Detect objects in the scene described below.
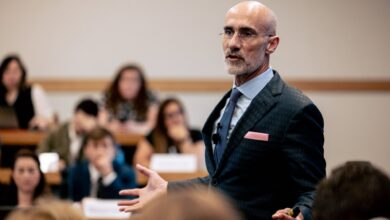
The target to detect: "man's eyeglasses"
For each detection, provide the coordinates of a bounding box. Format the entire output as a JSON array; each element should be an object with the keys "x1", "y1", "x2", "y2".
[{"x1": 220, "y1": 27, "x2": 274, "y2": 41}]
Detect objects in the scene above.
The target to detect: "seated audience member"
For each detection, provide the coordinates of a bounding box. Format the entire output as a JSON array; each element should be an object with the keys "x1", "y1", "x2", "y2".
[
  {"x1": 99, "y1": 63, "x2": 158, "y2": 135},
  {"x1": 38, "y1": 98, "x2": 99, "y2": 169},
  {"x1": 312, "y1": 161, "x2": 390, "y2": 220},
  {"x1": 0, "y1": 150, "x2": 50, "y2": 208},
  {"x1": 130, "y1": 187, "x2": 243, "y2": 220},
  {"x1": 0, "y1": 55, "x2": 54, "y2": 130},
  {"x1": 6, "y1": 200, "x2": 86, "y2": 220},
  {"x1": 134, "y1": 98, "x2": 205, "y2": 170},
  {"x1": 68, "y1": 127, "x2": 137, "y2": 201}
]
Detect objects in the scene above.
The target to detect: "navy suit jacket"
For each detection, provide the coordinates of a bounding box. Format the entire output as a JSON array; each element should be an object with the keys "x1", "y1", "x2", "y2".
[
  {"x1": 68, "y1": 160, "x2": 137, "y2": 201},
  {"x1": 169, "y1": 71, "x2": 326, "y2": 220}
]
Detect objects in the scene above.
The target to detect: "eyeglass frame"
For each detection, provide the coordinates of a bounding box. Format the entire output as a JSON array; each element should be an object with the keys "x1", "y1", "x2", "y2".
[{"x1": 220, "y1": 26, "x2": 275, "y2": 42}]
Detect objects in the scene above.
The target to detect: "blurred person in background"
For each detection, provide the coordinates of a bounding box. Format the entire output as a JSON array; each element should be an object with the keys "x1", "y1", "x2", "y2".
[
  {"x1": 68, "y1": 126, "x2": 136, "y2": 201},
  {"x1": 38, "y1": 98, "x2": 99, "y2": 169},
  {"x1": 0, "y1": 55, "x2": 54, "y2": 130},
  {"x1": 134, "y1": 98, "x2": 205, "y2": 170},
  {"x1": 5, "y1": 200, "x2": 86, "y2": 220},
  {"x1": 312, "y1": 161, "x2": 390, "y2": 220},
  {"x1": 100, "y1": 64, "x2": 158, "y2": 135},
  {"x1": 0, "y1": 149, "x2": 50, "y2": 208},
  {"x1": 131, "y1": 187, "x2": 243, "y2": 220}
]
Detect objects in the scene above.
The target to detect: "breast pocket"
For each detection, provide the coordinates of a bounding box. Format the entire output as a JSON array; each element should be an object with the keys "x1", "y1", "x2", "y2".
[{"x1": 234, "y1": 136, "x2": 279, "y2": 167}]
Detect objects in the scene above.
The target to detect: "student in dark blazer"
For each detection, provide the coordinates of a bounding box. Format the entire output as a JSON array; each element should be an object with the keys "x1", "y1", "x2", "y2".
[
  {"x1": 118, "y1": 2, "x2": 325, "y2": 220},
  {"x1": 68, "y1": 127, "x2": 136, "y2": 201}
]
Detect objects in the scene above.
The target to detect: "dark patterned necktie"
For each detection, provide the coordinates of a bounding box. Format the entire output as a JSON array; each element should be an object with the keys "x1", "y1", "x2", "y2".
[{"x1": 214, "y1": 88, "x2": 242, "y2": 165}]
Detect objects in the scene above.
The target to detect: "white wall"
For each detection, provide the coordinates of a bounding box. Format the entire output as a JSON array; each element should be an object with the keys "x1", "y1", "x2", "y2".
[
  {"x1": 1, "y1": 0, "x2": 389, "y2": 174},
  {"x1": 1, "y1": 0, "x2": 389, "y2": 79}
]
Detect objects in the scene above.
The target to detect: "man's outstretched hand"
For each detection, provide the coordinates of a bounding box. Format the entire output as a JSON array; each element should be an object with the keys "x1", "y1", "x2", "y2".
[
  {"x1": 118, "y1": 164, "x2": 168, "y2": 212},
  {"x1": 272, "y1": 208, "x2": 304, "y2": 220}
]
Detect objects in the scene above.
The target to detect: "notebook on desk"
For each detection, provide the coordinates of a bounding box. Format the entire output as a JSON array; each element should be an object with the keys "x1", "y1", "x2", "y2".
[{"x1": 0, "y1": 107, "x2": 19, "y2": 129}]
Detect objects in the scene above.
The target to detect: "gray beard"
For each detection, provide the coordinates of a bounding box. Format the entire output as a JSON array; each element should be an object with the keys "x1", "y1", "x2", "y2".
[{"x1": 225, "y1": 61, "x2": 259, "y2": 76}]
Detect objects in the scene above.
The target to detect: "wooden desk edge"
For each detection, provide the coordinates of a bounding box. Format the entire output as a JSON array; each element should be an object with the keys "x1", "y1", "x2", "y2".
[{"x1": 0, "y1": 130, "x2": 142, "y2": 146}]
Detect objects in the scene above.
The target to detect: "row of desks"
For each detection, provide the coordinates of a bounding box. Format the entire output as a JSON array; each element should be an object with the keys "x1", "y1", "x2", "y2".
[
  {"x1": 0, "y1": 167, "x2": 208, "y2": 186},
  {"x1": 0, "y1": 129, "x2": 208, "y2": 186},
  {"x1": 0, "y1": 129, "x2": 142, "y2": 146}
]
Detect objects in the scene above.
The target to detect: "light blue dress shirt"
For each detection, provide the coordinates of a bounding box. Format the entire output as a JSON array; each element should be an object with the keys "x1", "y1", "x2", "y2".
[{"x1": 212, "y1": 67, "x2": 274, "y2": 151}]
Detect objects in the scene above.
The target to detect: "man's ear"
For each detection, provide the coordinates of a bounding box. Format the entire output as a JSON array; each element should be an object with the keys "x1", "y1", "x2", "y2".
[{"x1": 266, "y1": 36, "x2": 279, "y2": 54}]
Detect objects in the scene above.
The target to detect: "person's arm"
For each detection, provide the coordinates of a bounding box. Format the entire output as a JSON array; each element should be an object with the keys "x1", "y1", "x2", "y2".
[
  {"x1": 133, "y1": 138, "x2": 154, "y2": 182},
  {"x1": 133, "y1": 138, "x2": 154, "y2": 168},
  {"x1": 98, "y1": 108, "x2": 123, "y2": 133},
  {"x1": 36, "y1": 127, "x2": 66, "y2": 170},
  {"x1": 30, "y1": 84, "x2": 55, "y2": 129},
  {"x1": 124, "y1": 104, "x2": 158, "y2": 135},
  {"x1": 168, "y1": 175, "x2": 210, "y2": 191},
  {"x1": 37, "y1": 129, "x2": 55, "y2": 154},
  {"x1": 118, "y1": 164, "x2": 210, "y2": 212},
  {"x1": 272, "y1": 104, "x2": 325, "y2": 220}
]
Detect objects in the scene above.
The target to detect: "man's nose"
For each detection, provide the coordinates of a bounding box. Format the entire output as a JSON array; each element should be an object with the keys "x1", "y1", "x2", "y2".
[{"x1": 228, "y1": 33, "x2": 242, "y2": 51}]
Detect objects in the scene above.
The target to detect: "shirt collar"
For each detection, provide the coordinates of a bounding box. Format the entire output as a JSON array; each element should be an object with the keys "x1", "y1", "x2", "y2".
[
  {"x1": 89, "y1": 163, "x2": 100, "y2": 182},
  {"x1": 234, "y1": 67, "x2": 274, "y2": 100}
]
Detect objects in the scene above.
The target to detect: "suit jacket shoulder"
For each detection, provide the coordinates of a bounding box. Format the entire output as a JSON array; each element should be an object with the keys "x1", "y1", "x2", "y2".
[{"x1": 202, "y1": 71, "x2": 325, "y2": 220}]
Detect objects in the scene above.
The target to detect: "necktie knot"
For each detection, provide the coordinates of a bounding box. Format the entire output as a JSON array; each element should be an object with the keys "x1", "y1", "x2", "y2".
[{"x1": 229, "y1": 88, "x2": 242, "y2": 104}]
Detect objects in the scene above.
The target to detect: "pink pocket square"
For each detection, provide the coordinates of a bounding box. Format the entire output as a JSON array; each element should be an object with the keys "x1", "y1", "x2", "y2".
[{"x1": 244, "y1": 131, "x2": 269, "y2": 141}]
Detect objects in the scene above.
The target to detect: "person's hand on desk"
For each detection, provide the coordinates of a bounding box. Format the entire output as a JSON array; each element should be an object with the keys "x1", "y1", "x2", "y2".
[
  {"x1": 29, "y1": 116, "x2": 52, "y2": 130},
  {"x1": 272, "y1": 207, "x2": 304, "y2": 220},
  {"x1": 118, "y1": 164, "x2": 167, "y2": 212}
]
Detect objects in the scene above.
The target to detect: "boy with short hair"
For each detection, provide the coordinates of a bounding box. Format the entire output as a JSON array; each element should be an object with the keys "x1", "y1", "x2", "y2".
[{"x1": 68, "y1": 126, "x2": 136, "y2": 201}]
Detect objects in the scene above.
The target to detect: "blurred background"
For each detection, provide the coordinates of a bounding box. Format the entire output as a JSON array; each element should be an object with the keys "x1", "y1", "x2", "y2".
[{"x1": 0, "y1": 0, "x2": 389, "y2": 174}]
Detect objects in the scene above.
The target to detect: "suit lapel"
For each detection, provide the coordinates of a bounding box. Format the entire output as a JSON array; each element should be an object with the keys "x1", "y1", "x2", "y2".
[
  {"x1": 214, "y1": 71, "x2": 284, "y2": 175},
  {"x1": 202, "y1": 91, "x2": 231, "y2": 174}
]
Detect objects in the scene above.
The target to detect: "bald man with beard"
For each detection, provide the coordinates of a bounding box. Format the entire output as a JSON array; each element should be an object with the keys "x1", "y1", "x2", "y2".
[{"x1": 118, "y1": 2, "x2": 326, "y2": 220}]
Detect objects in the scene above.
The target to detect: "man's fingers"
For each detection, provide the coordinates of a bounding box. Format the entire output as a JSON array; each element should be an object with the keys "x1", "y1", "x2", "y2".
[
  {"x1": 119, "y1": 188, "x2": 140, "y2": 196},
  {"x1": 271, "y1": 213, "x2": 294, "y2": 220},
  {"x1": 273, "y1": 208, "x2": 291, "y2": 215},
  {"x1": 121, "y1": 203, "x2": 143, "y2": 213},
  {"x1": 272, "y1": 208, "x2": 294, "y2": 220},
  {"x1": 136, "y1": 164, "x2": 154, "y2": 177},
  {"x1": 117, "y1": 198, "x2": 139, "y2": 206}
]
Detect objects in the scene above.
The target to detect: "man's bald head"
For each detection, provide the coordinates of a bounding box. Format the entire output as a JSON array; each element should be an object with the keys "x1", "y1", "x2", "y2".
[
  {"x1": 226, "y1": 1, "x2": 277, "y2": 36},
  {"x1": 222, "y1": 1, "x2": 280, "y2": 84}
]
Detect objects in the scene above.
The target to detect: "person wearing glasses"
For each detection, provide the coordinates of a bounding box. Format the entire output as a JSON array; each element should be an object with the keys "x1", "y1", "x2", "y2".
[
  {"x1": 134, "y1": 98, "x2": 205, "y2": 171},
  {"x1": 119, "y1": 2, "x2": 325, "y2": 220}
]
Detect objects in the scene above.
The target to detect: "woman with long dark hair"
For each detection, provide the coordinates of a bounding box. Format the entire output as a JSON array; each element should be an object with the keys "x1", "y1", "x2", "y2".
[
  {"x1": 0, "y1": 149, "x2": 50, "y2": 207},
  {"x1": 0, "y1": 55, "x2": 54, "y2": 129},
  {"x1": 134, "y1": 98, "x2": 205, "y2": 170},
  {"x1": 100, "y1": 64, "x2": 158, "y2": 135}
]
